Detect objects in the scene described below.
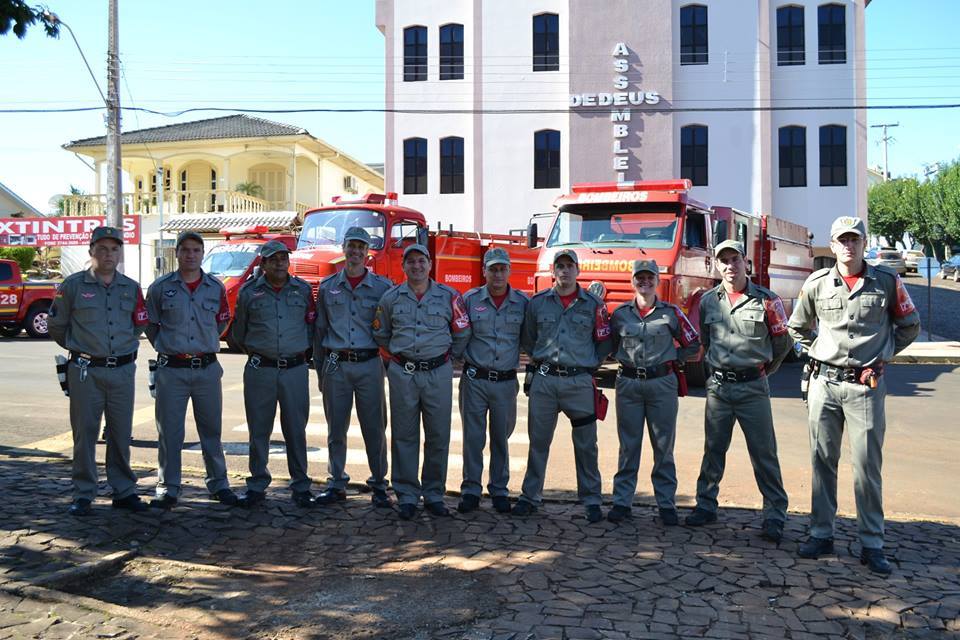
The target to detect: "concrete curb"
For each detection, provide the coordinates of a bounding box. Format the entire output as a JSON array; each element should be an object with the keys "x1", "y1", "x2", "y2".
[
  {"x1": 30, "y1": 549, "x2": 138, "y2": 590},
  {"x1": 891, "y1": 341, "x2": 960, "y2": 364}
]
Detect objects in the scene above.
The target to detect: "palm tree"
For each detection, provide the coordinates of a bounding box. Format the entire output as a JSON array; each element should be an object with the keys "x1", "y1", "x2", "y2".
[{"x1": 235, "y1": 181, "x2": 264, "y2": 198}]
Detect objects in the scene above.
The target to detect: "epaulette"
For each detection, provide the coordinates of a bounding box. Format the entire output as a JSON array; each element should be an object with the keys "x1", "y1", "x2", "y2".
[
  {"x1": 318, "y1": 272, "x2": 339, "y2": 287},
  {"x1": 872, "y1": 264, "x2": 899, "y2": 279},
  {"x1": 531, "y1": 288, "x2": 553, "y2": 300},
  {"x1": 808, "y1": 267, "x2": 832, "y2": 282}
]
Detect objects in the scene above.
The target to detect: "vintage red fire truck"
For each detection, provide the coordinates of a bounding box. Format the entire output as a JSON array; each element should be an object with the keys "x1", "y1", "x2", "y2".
[{"x1": 0, "y1": 258, "x2": 59, "y2": 338}]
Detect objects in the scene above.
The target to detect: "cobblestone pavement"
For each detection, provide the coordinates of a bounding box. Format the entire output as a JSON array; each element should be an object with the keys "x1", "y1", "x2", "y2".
[
  {"x1": 905, "y1": 278, "x2": 960, "y2": 342},
  {"x1": 0, "y1": 451, "x2": 957, "y2": 639}
]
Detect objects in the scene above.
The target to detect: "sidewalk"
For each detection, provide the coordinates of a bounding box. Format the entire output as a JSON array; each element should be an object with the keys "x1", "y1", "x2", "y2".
[
  {"x1": 0, "y1": 450, "x2": 957, "y2": 639},
  {"x1": 891, "y1": 336, "x2": 960, "y2": 364}
]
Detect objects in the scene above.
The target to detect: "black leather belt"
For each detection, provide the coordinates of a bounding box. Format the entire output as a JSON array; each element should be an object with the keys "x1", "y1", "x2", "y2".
[
  {"x1": 534, "y1": 362, "x2": 593, "y2": 377},
  {"x1": 711, "y1": 367, "x2": 764, "y2": 383},
  {"x1": 158, "y1": 353, "x2": 217, "y2": 369},
  {"x1": 463, "y1": 362, "x2": 517, "y2": 382},
  {"x1": 70, "y1": 351, "x2": 137, "y2": 368},
  {"x1": 814, "y1": 362, "x2": 878, "y2": 383},
  {"x1": 394, "y1": 353, "x2": 450, "y2": 373},
  {"x1": 248, "y1": 352, "x2": 308, "y2": 369},
  {"x1": 618, "y1": 362, "x2": 672, "y2": 380},
  {"x1": 332, "y1": 349, "x2": 379, "y2": 363}
]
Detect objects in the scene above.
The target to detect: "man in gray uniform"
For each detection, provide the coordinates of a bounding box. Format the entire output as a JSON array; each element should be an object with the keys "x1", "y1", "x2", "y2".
[
  {"x1": 49, "y1": 226, "x2": 150, "y2": 516},
  {"x1": 145, "y1": 231, "x2": 237, "y2": 509},
  {"x1": 789, "y1": 216, "x2": 920, "y2": 575},
  {"x1": 231, "y1": 240, "x2": 318, "y2": 508},
  {"x1": 609, "y1": 259, "x2": 700, "y2": 526},
  {"x1": 457, "y1": 247, "x2": 529, "y2": 514},
  {"x1": 513, "y1": 249, "x2": 612, "y2": 523},
  {"x1": 686, "y1": 240, "x2": 791, "y2": 543},
  {"x1": 373, "y1": 243, "x2": 471, "y2": 520},
  {"x1": 314, "y1": 227, "x2": 393, "y2": 508}
]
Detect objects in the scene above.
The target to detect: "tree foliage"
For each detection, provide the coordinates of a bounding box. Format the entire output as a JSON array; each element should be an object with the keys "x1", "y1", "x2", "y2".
[
  {"x1": 0, "y1": 247, "x2": 37, "y2": 272},
  {"x1": 0, "y1": 1, "x2": 60, "y2": 39}
]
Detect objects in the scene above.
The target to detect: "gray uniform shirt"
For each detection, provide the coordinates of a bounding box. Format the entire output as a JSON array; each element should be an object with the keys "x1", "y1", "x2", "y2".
[
  {"x1": 315, "y1": 269, "x2": 392, "y2": 351},
  {"x1": 48, "y1": 269, "x2": 147, "y2": 357},
  {"x1": 699, "y1": 281, "x2": 793, "y2": 375},
  {"x1": 611, "y1": 298, "x2": 701, "y2": 368},
  {"x1": 373, "y1": 280, "x2": 471, "y2": 360},
  {"x1": 145, "y1": 270, "x2": 228, "y2": 355},
  {"x1": 462, "y1": 285, "x2": 529, "y2": 370},
  {"x1": 521, "y1": 287, "x2": 612, "y2": 368},
  {"x1": 232, "y1": 274, "x2": 316, "y2": 359},
  {"x1": 787, "y1": 264, "x2": 920, "y2": 367}
]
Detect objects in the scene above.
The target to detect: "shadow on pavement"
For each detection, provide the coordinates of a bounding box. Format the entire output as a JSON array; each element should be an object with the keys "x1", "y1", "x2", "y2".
[{"x1": 0, "y1": 452, "x2": 958, "y2": 639}]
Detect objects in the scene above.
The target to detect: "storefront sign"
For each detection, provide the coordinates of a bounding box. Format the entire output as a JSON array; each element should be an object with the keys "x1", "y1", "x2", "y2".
[{"x1": 0, "y1": 215, "x2": 141, "y2": 247}]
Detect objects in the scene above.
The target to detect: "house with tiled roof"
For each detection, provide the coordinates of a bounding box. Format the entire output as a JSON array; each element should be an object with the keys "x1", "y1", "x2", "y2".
[{"x1": 0, "y1": 181, "x2": 42, "y2": 218}]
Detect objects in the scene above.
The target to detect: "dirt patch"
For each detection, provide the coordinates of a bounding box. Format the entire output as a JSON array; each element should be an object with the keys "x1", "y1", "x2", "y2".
[{"x1": 59, "y1": 557, "x2": 501, "y2": 639}]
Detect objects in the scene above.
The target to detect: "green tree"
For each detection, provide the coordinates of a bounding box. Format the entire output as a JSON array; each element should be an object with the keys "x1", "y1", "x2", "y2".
[
  {"x1": 868, "y1": 178, "x2": 914, "y2": 248},
  {"x1": 0, "y1": 1, "x2": 59, "y2": 38},
  {"x1": 0, "y1": 247, "x2": 37, "y2": 272}
]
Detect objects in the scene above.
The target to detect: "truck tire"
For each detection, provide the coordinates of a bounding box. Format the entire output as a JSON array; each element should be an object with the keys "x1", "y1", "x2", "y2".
[
  {"x1": 685, "y1": 360, "x2": 706, "y2": 387},
  {"x1": 24, "y1": 305, "x2": 50, "y2": 339},
  {"x1": 0, "y1": 325, "x2": 21, "y2": 338}
]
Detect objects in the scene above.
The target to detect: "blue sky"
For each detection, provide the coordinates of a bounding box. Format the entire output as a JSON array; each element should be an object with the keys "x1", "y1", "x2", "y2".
[{"x1": 1, "y1": 0, "x2": 958, "y2": 211}]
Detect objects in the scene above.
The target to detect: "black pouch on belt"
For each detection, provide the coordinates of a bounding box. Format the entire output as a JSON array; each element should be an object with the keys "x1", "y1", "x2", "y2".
[{"x1": 523, "y1": 363, "x2": 535, "y2": 396}]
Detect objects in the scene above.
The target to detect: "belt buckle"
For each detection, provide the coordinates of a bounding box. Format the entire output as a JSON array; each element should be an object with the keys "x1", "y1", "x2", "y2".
[
  {"x1": 347, "y1": 351, "x2": 359, "y2": 362},
  {"x1": 842, "y1": 368, "x2": 857, "y2": 383},
  {"x1": 76, "y1": 355, "x2": 91, "y2": 368},
  {"x1": 403, "y1": 361, "x2": 416, "y2": 374},
  {"x1": 712, "y1": 371, "x2": 724, "y2": 384},
  {"x1": 636, "y1": 366, "x2": 648, "y2": 379},
  {"x1": 487, "y1": 370, "x2": 500, "y2": 382},
  {"x1": 277, "y1": 358, "x2": 288, "y2": 369},
  {"x1": 537, "y1": 363, "x2": 550, "y2": 377},
  {"x1": 418, "y1": 360, "x2": 431, "y2": 371},
  {"x1": 824, "y1": 366, "x2": 839, "y2": 381},
  {"x1": 725, "y1": 371, "x2": 738, "y2": 382},
  {"x1": 249, "y1": 355, "x2": 261, "y2": 369},
  {"x1": 465, "y1": 366, "x2": 477, "y2": 380},
  {"x1": 190, "y1": 357, "x2": 203, "y2": 369},
  {"x1": 556, "y1": 365, "x2": 569, "y2": 378},
  {"x1": 157, "y1": 354, "x2": 169, "y2": 368},
  {"x1": 329, "y1": 352, "x2": 340, "y2": 364},
  {"x1": 104, "y1": 356, "x2": 118, "y2": 368}
]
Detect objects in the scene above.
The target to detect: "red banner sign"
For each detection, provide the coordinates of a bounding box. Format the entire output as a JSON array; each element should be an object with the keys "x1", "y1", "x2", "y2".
[{"x1": 0, "y1": 216, "x2": 141, "y2": 247}]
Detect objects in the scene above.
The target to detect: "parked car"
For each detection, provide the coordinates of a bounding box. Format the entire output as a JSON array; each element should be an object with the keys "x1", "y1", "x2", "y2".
[
  {"x1": 940, "y1": 255, "x2": 960, "y2": 282},
  {"x1": 903, "y1": 250, "x2": 925, "y2": 273},
  {"x1": 867, "y1": 249, "x2": 907, "y2": 275}
]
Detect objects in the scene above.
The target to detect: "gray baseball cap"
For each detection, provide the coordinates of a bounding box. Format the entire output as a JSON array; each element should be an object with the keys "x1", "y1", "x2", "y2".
[
  {"x1": 259, "y1": 240, "x2": 291, "y2": 259},
  {"x1": 714, "y1": 239, "x2": 745, "y2": 257},
  {"x1": 89, "y1": 226, "x2": 123, "y2": 246},
  {"x1": 343, "y1": 226, "x2": 372, "y2": 245},
  {"x1": 175, "y1": 231, "x2": 204, "y2": 248},
  {"x1": 632, "y1": 259, "x2": 659, "y2": 275},
  {"x1": 483, "y1": 247, "x2": 511, "y2": 267},
  {"x1": 402, "y1": 243, "x2": 430, "y2": 260},
  {"x1": 553, "y1": 249, "x2": 579, "y2": 266},
  {"x1": 830, "y1": 216, "x2": 866, "y2": 240}
]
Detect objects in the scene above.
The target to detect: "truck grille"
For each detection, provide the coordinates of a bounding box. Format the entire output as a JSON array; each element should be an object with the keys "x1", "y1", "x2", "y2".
[{"x1": 292, "y1": 262, "x2": 319, "y2": 277}]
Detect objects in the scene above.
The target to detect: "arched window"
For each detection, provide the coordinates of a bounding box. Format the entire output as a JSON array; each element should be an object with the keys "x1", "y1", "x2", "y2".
[
  {"x1": 680, "y1": 5, "x2": 708, "y2": 65},
  {"x1": 680, "y1": 125, "x2": 708, "y2": 186},
  {"x1": 534, "y1": 130, "x2": 560, "y2": 189},
  {"x1": 779, "y1": 126, "x2": 807, "y2": 188},
  {"x1": 440, "y1": 136, "x2": 464, "y2": 194},
  {"x1": 777, "y1": 6, "x2": 805, "y2": 66},
  {"x1": 439, "y1": 24, "x2": 464, "y2": 80},
  {"x1": 532, "y1": 13, "x2": 559, "y2": 72},
  {"x1": 403, "y1": 26, "x2": 428, "y2": 81},
  {"x1": 819, "y1": 125, "x2": 847, "y2": 186},
  {"x1": 403, "y1": 137, "x2": 428, "y2": 194},
  {"x1": 818, "y1": 4, "x2": 846, "y2": 64}
]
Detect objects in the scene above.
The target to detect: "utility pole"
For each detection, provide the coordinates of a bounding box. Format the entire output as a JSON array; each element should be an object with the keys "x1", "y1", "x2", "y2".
[
  {"x1": 870, "y1": 122, "x2": 899, "y2": 182},
  {"x1": 105, "y1": 0, "x2": 122, "y2": 228}
]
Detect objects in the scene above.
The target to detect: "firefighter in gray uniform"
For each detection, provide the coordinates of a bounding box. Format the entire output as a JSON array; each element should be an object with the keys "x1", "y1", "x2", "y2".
[
  {"x1": 686, "y1": 239, "x2": 791, "y2": 543},
  {"x1": 513, "y1": 249, "x2": 612, "y2": 523},
  {"x1": 49, "y1": 226, "x2": 150, "y2": 516},
  {"x1": 231, "y1": 240, "x2": 318, "y2": 508},
  {"x1": 789, "y1": 216, "x2": 920, "y2": 575},
  {"x1": 457, "y1": 247, "x2": 529, "y2": 514},
  {"x1": 373, "y1": 243, "x2": 471, "y2": 520},
  {"x1": 145, "y1": 231, "x2": 237, "y2": 509},
  {"x1": 314, "y1": 226, "x2": 393, "y2": 508},
  {"x1": 609, "y1": 259, "x2": 700, "y2": 526}
]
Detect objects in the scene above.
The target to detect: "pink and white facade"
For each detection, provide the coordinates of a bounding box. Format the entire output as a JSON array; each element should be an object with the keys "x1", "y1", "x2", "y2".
[{"x1": 376, "y1": 0, "x2": 868, "y2": 251}]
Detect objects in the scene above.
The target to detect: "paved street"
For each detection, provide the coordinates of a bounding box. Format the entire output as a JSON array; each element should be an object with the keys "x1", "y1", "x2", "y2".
[{"x1": 2, "y1": 336, "x2": 959, "y2": 524}]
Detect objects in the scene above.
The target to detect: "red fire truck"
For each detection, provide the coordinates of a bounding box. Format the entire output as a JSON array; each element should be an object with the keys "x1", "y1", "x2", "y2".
[
  {"x1": 0, "y1": 258, "x2": 58, "y2": 338},
  {"x1": 288, "y1": 193, "x2": 539, "y2": 295},
  {"x1": 527, "y1": 179, "x2": 813, "y2": 382}
]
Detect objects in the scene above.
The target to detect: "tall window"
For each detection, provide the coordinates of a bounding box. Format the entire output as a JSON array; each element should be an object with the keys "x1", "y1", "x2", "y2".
[
  {"x1": 534, "y1": 130, "x2": 560, "y2": 189},
  {"x1": 779, "y1": 126, "x2": 807, "y2": 188},
  {"x1": 532, "y1": 13, "x2": 559, "y2": 72},
  {"x1": 819, "y1": 125, "x2": 847, "y2": 186},
  {"x1": 440, "y1": 136, "x2": 464, "y2": 194},
  {"x1": 818, "y1": 4, "x2": 846, "y2": 64},
  {"x1": 680, "y1": 5, "x2": 708, "y2": 65},
  {"x1": 403, "y1": 137, "x2": 427, "y2": 194},
  {"x1": 403, "y1": 26, "x2": 427, "y2": 81},
  {"x1": 777, "y1": 6, "x2": 805, "y2": 66},
  {"x1": 680, "y1": 125, "x2": 708, "y2": 186},
  {"x1": 439, "y1": 24, "x2": 464, "y2": 80}
]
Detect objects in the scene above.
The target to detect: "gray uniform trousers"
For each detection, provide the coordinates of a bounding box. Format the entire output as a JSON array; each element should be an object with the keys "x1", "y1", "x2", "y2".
[
  {"x1": 807, "y1": 374, "x2": 886, "y2": 548},
  {"x1": 458, "y1": 374, "x2": 518, "y2": 498},
  {"x1": 155, "y1": 362, "x2": 230, "y2": 498},
  {"x1": 243, "y1": 363, "x2": 312, "y2": 493},
  {"x1": 387, "y1": 361, "x2": 453, "y2": 506},
  {"x1": 613, "y1": 373, "x2": 679, "y2": 509},
  {"x1": 321, "y1": 357, "x2": 388, "y2": 491},
  {"x1": 68, "y1": 362, "x2": 139, "y2": 501},
  {"x1": 695, "y1": 376, "x2": 789, "y2": 521},
  {"x1": 520, "y1": 374, "x2": 602, "y2": 507}
]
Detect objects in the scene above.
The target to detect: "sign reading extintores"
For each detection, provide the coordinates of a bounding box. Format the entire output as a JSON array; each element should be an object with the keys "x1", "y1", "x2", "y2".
[
  {"x1": 568, "y1": 43, "x2": 659, "y2": 182},
  {"x1": 0, "y1": 215, "x2": 141, "y2": 247}
]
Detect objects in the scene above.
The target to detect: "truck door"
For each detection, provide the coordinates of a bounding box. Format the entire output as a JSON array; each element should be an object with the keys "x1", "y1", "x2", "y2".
[
  {"x1": 0, "y1": 261, "x2": 19, "y2": 319},
  {"x1": 386, "y1": 219, "x2": 426, "y2": 282}
]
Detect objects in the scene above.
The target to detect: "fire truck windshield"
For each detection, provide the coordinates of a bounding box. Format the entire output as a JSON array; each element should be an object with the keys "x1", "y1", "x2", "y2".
[
  {"x1": 547, "y1": 204, "x2": 680, "y2": 249},
  {"x1": 298, "y1": 209, "x2": 386, "y2": 250},
  {"x1": 202, "y1": 243, "x2": 260, "y2": 277}
]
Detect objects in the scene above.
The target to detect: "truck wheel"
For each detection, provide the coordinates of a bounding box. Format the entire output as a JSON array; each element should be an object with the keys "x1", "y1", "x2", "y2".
[
  {"x1": 0, "y1": 325, "x2": 21, "y2": 338},
  {"x1": 685, "y1": 360, "x2": 706, "y2": 387},
  {"x1": 24, "y1": 305, "x2": 50, "y2": 339}
]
